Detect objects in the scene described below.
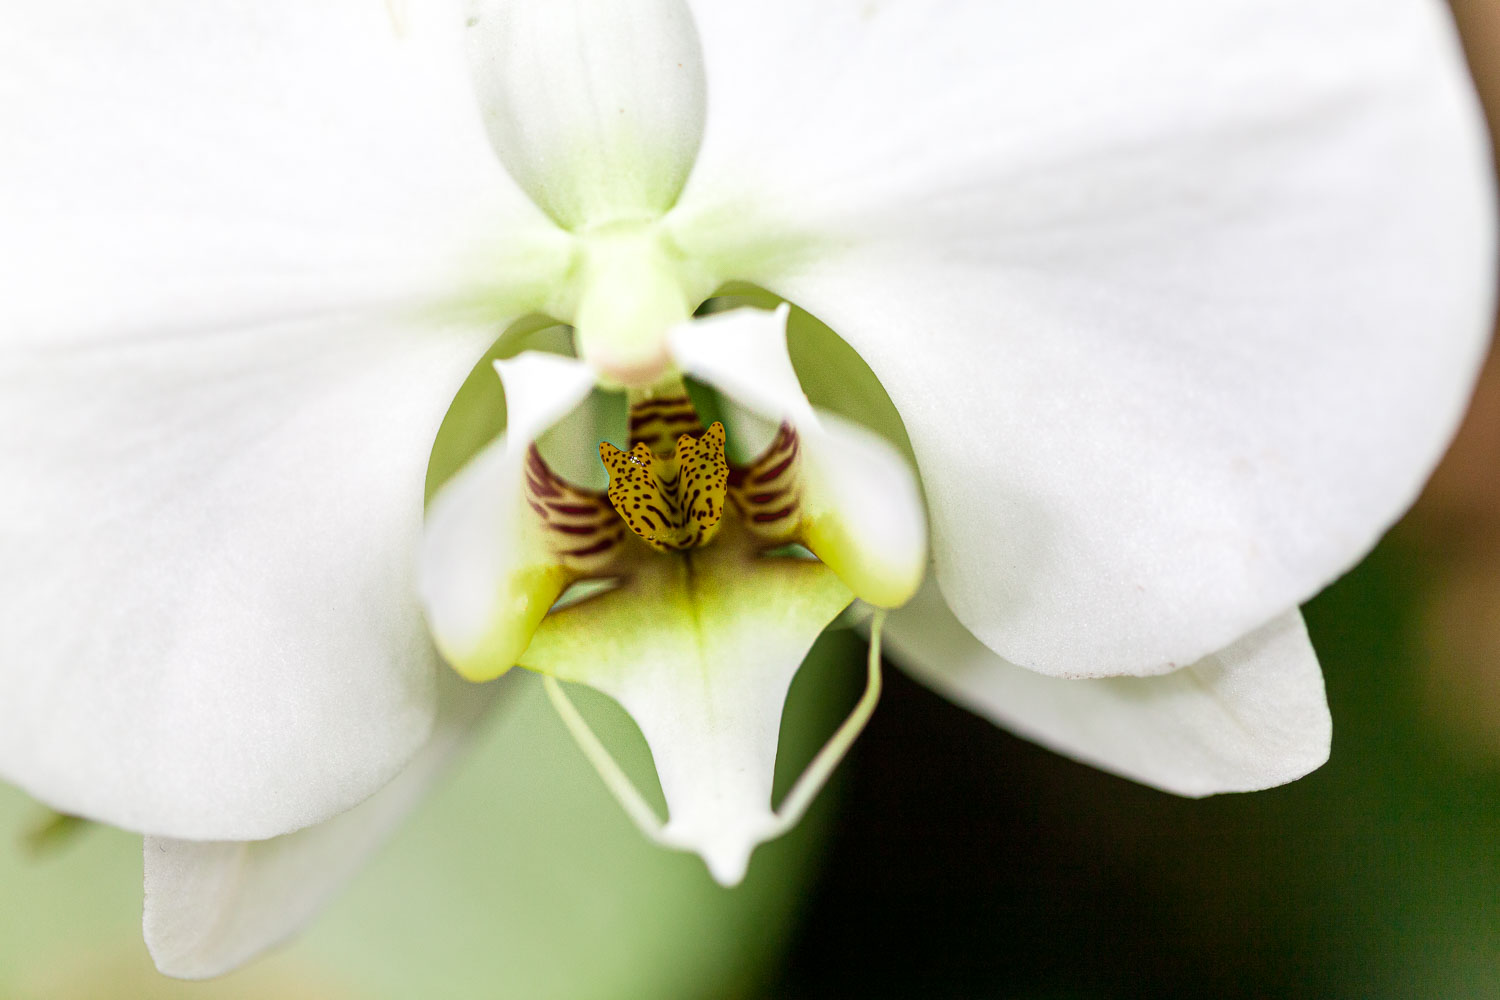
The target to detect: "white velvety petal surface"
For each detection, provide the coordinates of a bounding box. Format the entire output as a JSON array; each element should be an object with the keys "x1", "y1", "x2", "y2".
[
  {"x1": 0, "y1": 317, "x2": 496, "y2": 840},
  {"x1": 1, "y1": 2, "x2": 562, "y2": 342},
  {"x1": 885, "y1": 582, "x2": 1331, "y2": 796},
  {"x1": 143, "y1": 671, "x2": 501, "y2": 980},
  {"x1": 0, "y1": 2, "x2": 548, "y2": 838},
  {"x1": 675, "y1": 0, "x2": 1496, "y2": 676}
]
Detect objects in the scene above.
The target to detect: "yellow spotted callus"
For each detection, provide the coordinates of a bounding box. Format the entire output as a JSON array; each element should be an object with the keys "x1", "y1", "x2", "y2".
[{"x1": 600, "y1": 422, "x2": 729, "y2": 552}]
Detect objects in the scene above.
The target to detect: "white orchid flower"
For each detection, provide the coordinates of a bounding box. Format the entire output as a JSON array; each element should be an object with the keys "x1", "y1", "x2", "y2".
[{"x1": 1, "y1": 0, "x2": 1493, "y2": 981}]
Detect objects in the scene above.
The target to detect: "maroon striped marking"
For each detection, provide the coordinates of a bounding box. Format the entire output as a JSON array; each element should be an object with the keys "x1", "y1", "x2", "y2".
[
  {"x1": 752, "y1": 451, "x2": 797, "y2": 485},
  {"x1": 524, "y1": 450, "x2": 562, "y2": 496},
  {"x1": 628, "y1": 396, "x2": 693, "y2": 417},
  {"x1": 552, "y1": 522, "x2": 605, "y2": 536},
  {"x1": 628, "y1": 411, "x2": 695, "y2": 432},
  {"x1": 563, "y1": 534, "x2": 623, "y2": 558},
  {"x1": 546, "y1": 501, "x2": 602, "y2": 516},
  {"x1": 752, "y1": 504, "x2": 797, "y2": 523}
]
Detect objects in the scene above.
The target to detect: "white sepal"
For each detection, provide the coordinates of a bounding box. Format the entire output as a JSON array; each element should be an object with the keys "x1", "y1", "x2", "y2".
[
  {"x1": 143, "y1": 672, "x2": 500, "y2": 979},
  {"x1": 885, "y1": 580, "x2": 1331, "y2": 796},
  {"x1": 467, "y1": 0, "x2": 706, "y2": 230}
]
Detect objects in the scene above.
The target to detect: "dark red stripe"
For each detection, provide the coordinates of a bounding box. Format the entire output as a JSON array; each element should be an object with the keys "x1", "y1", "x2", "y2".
[
  {"x1": 748, "y1": 489, "x2": 785, "y2": 505},
  {"x1": 552, "y1": 522, "x2": 605, "y2": 536},
  {"x1": 628, "y1": 410, "x2": 695, "y2": 430},
  {"x1": 752, "y1": 504, "x2": 797, "y2": 523},
  {"x1": 526, "y1": 473, "x2": 560, "y2": 498},
  {"x1": 547, "y1": 502, "x2": 602, "y2": 516},
  {"x1": 564, "y1": 535, "x2": 621, "y2": 557},
  {"x1": 629, "y1": 396, "x2": 692, "y2": 416},
  {"x1": 753, "y1": 453, "x2": 796, "y2": 484}
]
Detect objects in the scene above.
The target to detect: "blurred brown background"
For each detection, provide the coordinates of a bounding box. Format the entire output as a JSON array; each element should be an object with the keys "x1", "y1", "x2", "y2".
[{"x1": 1417, "y1": 0, "x2": 1500, "y2": 759}]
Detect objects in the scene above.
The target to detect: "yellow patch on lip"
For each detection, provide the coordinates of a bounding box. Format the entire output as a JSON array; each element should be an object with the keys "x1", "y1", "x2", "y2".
[{"x1": 601, "y1": 422, "x2": 729, "y2": 551}]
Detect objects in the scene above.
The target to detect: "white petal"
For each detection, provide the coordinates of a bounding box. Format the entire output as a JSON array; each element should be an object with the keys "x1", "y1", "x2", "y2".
[
  {"x1": 0, "y1": 2, "x2": 570, "y2": 838},
  {"x1": 467, "y1": 0, "x2": 706, "y2": 230},
  {"x1": 671, "y1": 307, "x2": 928, "y2": 608},
  {"x1": 520, "y1": 530, "x2": 852, "y2": 884},
  {"x1": 672, "y1": 0, "x2": 1495, "y2": 675},
  {"x1": 2, "y1": 1, "x2": 568, "y2": 344},
  {"x1": 142, "y1": 671, "x2": 499, "y2": 980},
  {"x1": 0, "y1": 317, "x2": 497, "y2": 840},
  {"x1": 419, "y1": 352, "x2": 598, "y2": 680},
  {"x1": 886, "y1": 581, "x2": 1331, "y2": 796}
]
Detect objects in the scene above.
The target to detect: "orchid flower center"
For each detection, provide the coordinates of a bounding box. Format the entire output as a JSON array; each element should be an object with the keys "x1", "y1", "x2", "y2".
[
  {"x1": 528, "y1": 376, "x2": 809, "y2": 572},
  {"x1": 420, "y1": 306, "x2": 928, "y2": 885},
  {"x1": 600, "y1": 404, "x2": 728, "y2": 552}
]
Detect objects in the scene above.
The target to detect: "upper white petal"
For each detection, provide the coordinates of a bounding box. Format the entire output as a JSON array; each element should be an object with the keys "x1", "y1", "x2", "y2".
[
  {"x1": 0, "y1": 2, "x2": 560, "y2": 838},
  {"x1": 2, "y1": 1, "x2": 567, "y2": 343},
  {"x1": 886, "y1": 581, "x2": 1331, "y2": 796},
  {"x1": 673, "y1": 0, "x2": 1496, "y2": 676},
  {"x1": 467, "y1": 0, "x2": 706, "y2": 230},
  {"x1": 143, "y1": 671, "x2": 500, "y2": 980}
]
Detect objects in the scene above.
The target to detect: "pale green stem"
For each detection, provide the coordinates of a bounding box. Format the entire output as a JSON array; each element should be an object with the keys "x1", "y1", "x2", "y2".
[
  {"x1": 24, "y1": 810, "x2": 89, "y2": 856},
  {"x1": 543, "y1": 674, "x2": 672, "y2": 845}
]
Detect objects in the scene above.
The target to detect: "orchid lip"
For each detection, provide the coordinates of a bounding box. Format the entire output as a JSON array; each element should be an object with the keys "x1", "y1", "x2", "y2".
[{"x1": 541, "y1": 610, "x2": 887, "y2": 887}]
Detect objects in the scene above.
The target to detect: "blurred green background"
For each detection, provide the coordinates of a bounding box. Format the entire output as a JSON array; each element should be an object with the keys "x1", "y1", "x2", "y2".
[{"x1": 3, "y1": 4, "x2": 1498, "y2": 998}]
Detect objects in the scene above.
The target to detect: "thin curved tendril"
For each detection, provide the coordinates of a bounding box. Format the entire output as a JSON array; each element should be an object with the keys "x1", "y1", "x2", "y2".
[
  {"x1": 541, "y1": 610, "x2": 888, "y2": 853},
  {"x1": 766, "y1": 611, "x2": 884, "y2": 836},
  {"x1": 543, "y1": 674, "x2": 671, "y2": 845}
]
